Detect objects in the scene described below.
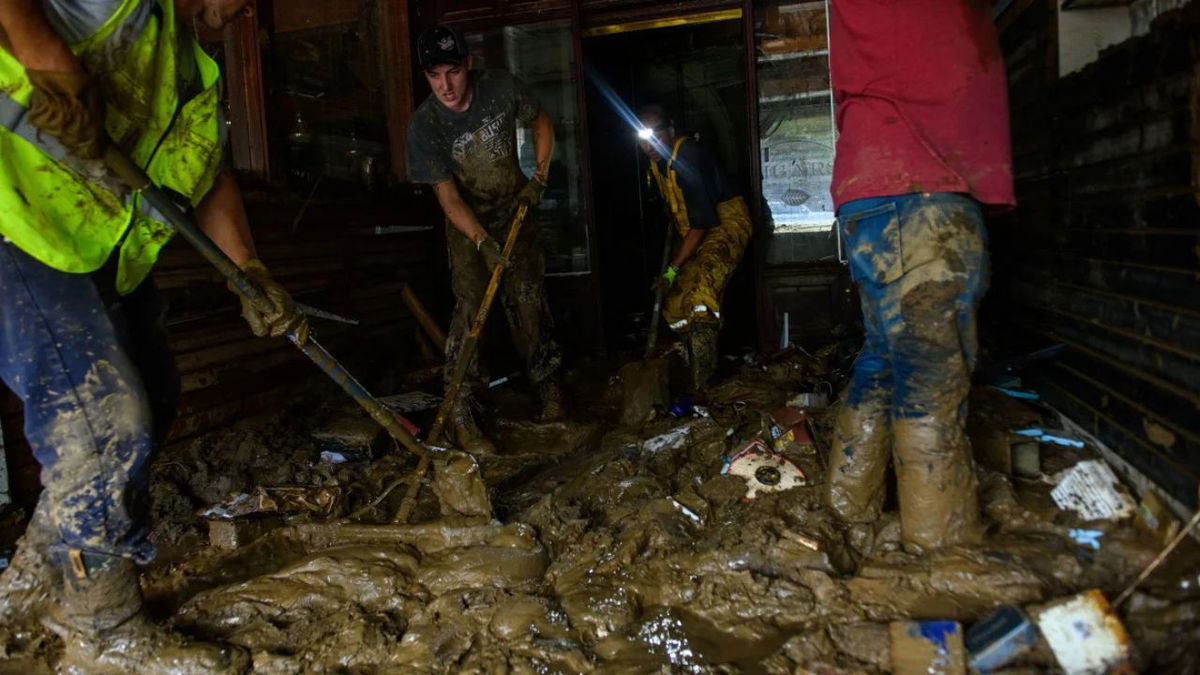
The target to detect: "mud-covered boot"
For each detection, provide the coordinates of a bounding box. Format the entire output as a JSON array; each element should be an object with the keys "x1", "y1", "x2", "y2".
[
  {"x1": 535, "y1": 376, "x2": 566, "y2": 422},
  {"x1": 687, "y1": 322, "x2": 720, "y2": 392},
  {"x1": 448, "y1": 401, "x2": 497, "y2": 456},
  {"x1": 0, "y1": 500, "x2": 62, "y2": 643},
  {"x1": 58, "y1": 551, "x2": 248, "y2": 674}
]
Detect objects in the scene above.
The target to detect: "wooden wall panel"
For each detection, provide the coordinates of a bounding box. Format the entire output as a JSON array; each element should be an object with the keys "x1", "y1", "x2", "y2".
[{"x1": 993, "y1": 2, "x2": 1200, "y2": 508}]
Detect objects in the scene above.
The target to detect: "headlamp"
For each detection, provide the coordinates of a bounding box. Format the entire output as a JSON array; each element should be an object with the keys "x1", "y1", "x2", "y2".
[{"x1": 636, "y1": 127, "x2": 654, "y2": 140}]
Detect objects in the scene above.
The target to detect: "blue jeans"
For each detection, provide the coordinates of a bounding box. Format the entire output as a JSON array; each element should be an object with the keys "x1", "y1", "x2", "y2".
[
  {"x1": 826, "y1": 192, "x2": 987, "y2": 550},
  {"x1": 0, "y1": 241, "x2": 178, "y2": 563}
]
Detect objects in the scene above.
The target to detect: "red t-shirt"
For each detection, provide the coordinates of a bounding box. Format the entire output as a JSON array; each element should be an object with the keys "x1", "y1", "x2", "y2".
[{"x1": 829, "y1": 0, "x2": 1016, "y2": 211}]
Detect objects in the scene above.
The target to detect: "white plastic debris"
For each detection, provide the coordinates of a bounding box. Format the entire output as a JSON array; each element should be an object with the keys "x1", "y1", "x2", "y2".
[
  {"x1": 1034, "y1": 590, "x2": 1130, "y2": 675},
  {"x1": 721, "y1": 439, "x2": 807, "y2": 499},
  {"x1": 1050, "y1": 460, "x2": 1136, "y2": 521}
]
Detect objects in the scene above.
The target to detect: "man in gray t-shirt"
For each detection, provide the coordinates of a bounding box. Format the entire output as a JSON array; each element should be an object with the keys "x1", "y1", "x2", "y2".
[{"x1": 406, "y1": 25, "x2": 563, "y2": 455}]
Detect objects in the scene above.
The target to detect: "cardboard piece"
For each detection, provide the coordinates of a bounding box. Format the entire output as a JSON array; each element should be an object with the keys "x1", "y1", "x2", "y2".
[{"x1": 889, "y1": 620, "x2": 966, "y2": 675}]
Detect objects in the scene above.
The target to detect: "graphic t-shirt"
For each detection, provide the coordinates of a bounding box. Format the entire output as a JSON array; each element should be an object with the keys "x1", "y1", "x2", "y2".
[{"x1": 407, "y1": 70, "x2": 541, "y2": 217}]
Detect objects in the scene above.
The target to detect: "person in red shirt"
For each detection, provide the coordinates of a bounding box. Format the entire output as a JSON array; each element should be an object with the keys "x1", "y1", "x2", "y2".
[{"x1": 823, "y1": 0, "x2": 1015, "y2": 552}]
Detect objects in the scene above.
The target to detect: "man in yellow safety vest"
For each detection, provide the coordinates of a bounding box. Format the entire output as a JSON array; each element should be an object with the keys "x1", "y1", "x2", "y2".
[{"x1": 0, "y1": 0, "x2": 305, "y2": 670}]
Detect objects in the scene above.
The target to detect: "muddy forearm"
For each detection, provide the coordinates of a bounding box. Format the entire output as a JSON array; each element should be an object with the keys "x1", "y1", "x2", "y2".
[
  {"x1": 671, "y1": 229, "x2": 705, "y2": 269},
  {"x1": 195, "y1": 169, "x2": 257, "y2": 267},
  {"x1": 434, "y1": 180, "x2": 488, "y2": 245},
  {"x1": 0, "y1": 0, "x2": 83, "y2": 72},
  {"x1": 531, "y1": 110, "x2": 554, "y2": 182}
]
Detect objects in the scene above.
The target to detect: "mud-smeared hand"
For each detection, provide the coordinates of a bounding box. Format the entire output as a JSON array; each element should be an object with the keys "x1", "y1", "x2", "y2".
[
  {"x1": 516, "y1": 176, "x2": 545, "y2": 208},
  {"x1": 26, "y1": 70, "x2": 107, "y2": 160},
  {"x1": 477, "y1": 236, "x2": 510, "y2": 271},
  {"x1": 231, "y1": 259, "x2": 310, "y2": 344}
]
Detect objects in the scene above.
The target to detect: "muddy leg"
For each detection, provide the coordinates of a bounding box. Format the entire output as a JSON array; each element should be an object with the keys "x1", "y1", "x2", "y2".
[
  {"x1": 889, "y1": 195, "x2": 988, "y2": 551},
  {"x1": 56, "y1": 551, "x2": 248, "y2": 674},
  {"x1": 444, "y1": 222, "x2": 496, "y2": 454},
  {"x1": 826, "y1": 307, "x2": 894, "y2": 523},
  {"x1": 496, "y1": 213, "x2": 563, "y2": 420},
  {"x1": 0, "y1": 241, "x2": 158, "y2": 565},
  {"x1": 826, "y1": 201, "x2": 898, "y2": 524}
]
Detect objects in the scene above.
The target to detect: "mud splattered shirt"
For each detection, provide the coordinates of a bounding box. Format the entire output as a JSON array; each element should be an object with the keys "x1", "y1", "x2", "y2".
[
  {"x1": 829, "y1": 0, "x2": 1015, "y2": 211},
  {"x1": 407, "y1": 70, "x2": 540, "y2": 217}
]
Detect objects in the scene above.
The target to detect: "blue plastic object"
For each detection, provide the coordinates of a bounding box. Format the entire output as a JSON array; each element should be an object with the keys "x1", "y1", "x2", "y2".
[
  {"x1": 669, "y1": 393, "x2": 695, "y2": 418},
  {"x1": 966, "y1": 605, "x2": 1039, "y2": 672}
]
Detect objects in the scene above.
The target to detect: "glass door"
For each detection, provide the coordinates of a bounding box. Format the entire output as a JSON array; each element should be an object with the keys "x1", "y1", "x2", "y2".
[{"x1": 754, "y1": 0, "x2": 839, "y2": 265}]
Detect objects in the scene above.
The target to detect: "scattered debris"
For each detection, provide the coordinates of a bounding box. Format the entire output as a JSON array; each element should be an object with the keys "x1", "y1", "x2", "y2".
[
  {"x1": 1015, "y1": 427, "x2": 1085, "y2": 448},
  {"x1": 200, "y1": 486, "x2": 342, "y2": 520},
  {"x1": 965, "y1": 605, "x2": 1039, "y2": 673},
  {"x1": 889, "y1": 620, "x2": 966, "y2": 675},
  {"x1": 1034, "y1": 590, "x2": 1131, "y2": 674},
  {"x1": 989, "y1": 385, "x2": 1040, "y2": 401},
  {"x1": 721, "y1": 438, "x2": 807, "y2": 499},
  {"x1": 1050, "y1": 460, "x2": 1137, "y2": 521},
  {"x1": 1068, "y1": 528, "x2": 1105, "y2": 550}
]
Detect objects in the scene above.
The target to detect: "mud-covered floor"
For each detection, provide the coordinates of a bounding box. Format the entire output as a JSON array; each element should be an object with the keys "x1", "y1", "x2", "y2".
[{"x1": 3, "y1": 348, "x2": 1199, "y2": 673}]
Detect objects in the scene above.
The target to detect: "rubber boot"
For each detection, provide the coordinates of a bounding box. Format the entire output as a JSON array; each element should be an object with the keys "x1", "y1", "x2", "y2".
[
  {"x1": 535, "y1": 375, "x2": 565, "y2": 422},
  {"x1": 0, "y1": 499, "x2": 62, "y2": 642},
  {"x1": 825, "y1": 390, "x2": 892, "y2": 524},
  {"x1": 893, "y1": 414, "x2": 982, "y2": 552},
  {"x1": 58, "y1": 552, "x2": 248, "y2": 674},
  {"x1": 687, "y1": 322, "x2": 720, "y2": 393},
  {"x1": 448, "y1": 400, "x2": 497, "y2": 456}
]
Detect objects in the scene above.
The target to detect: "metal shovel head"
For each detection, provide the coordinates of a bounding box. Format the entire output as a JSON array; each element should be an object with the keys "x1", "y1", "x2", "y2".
[{"x1": 619, "y1": 358, "x2": 671, "y2": 427}]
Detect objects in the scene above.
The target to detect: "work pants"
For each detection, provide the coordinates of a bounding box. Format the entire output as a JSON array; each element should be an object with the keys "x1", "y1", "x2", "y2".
[
  {"x1": 662, "y1": 196, "x2": 752, "y2": 331},
  {"x1": 825, "y1": 192, "x2": 987, "y2": 551},
  {"x1": 0, "y1": 241, "x2": 177, "y2": 564},
  {"x1": 444, "y1": 206, "x2": 562, "y2": 402}
]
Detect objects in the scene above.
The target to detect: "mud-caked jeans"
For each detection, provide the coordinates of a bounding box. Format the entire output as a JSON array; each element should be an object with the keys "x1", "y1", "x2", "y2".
[
  {"x1": 445, "y1": 207, "x2": 562, "y2": 402},
  {"x1": 0, "y1": 241, "x2": 178, "y2": 564},
  {"x1": 825, "y1": 192, "x2": 987, "y2": 551}
]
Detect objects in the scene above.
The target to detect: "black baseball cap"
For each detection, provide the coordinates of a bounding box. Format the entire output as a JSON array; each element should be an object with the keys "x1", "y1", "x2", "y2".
[{"x1": 417, "y1": 26, "x2": 469, "y2": 69}]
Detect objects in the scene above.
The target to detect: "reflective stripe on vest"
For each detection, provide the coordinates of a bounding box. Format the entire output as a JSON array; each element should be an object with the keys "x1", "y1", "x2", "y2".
[
  {"x1": 0, "y1": 0, "x2": 222, "y2": 294},
  {"x1": 648, "y1": 136, "x2": 693, "y2": 238}
]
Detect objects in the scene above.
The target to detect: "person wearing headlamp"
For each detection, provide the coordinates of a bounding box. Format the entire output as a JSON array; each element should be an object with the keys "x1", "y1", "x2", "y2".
[{"x1": 636, "y1": 105, "x2": 752, "y2": 391}]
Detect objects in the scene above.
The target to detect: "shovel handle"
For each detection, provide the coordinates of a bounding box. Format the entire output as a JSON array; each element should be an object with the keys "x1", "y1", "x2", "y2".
[{"x1": 106, "y1": 149, "x2": 430, "y2": 461}]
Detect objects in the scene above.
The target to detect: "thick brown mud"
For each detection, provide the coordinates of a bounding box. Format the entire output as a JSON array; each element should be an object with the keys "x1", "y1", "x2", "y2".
[{"x1": 2, "y1": 353, "x2": 1198, "y2": 673}]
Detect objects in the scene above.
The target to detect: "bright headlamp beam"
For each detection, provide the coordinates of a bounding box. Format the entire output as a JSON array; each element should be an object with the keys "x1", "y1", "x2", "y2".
[{"x1": 637, "y1": 128, "x2": 654, "y2": 140}]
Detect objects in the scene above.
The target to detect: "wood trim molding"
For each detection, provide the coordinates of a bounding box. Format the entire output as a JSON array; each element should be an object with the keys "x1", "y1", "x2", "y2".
[
  {"x1": 380, "y1": 0, "x2": 415, "y2": 181},
  {"x1": 223, "y1": 2, "x2": 271, "y2": 179}
]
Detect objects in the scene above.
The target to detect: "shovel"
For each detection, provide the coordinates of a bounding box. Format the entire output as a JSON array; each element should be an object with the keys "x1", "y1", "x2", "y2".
[
  {"x1": 618, "y1": 219, "x2": 674, "y2": 427},
  {"x1": 393, "y1": 202, "x2": 531, "y2": 523},
  {"x1": 101, "y1": 151, "x2": 430, "y2": 462}
]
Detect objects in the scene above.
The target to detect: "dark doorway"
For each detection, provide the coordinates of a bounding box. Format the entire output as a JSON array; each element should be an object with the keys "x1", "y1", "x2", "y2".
[{"x1": 582, "y1": 18, "x2": 755, "y2": 353}]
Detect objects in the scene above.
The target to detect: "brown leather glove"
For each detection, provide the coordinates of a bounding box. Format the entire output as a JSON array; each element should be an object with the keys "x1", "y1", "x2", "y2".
[
  {"x1": 26, "y1": 70, "x2": 107, "y2": 160},
  {"x1": 476, "y1": 235, "x2": 511, "y2": 271},
  {"x1": 230, "y1": 259, "x2": 310, "y2": 344},
  {"x1": 515, "y1": 175, "x2": 546, "y2": 208}
]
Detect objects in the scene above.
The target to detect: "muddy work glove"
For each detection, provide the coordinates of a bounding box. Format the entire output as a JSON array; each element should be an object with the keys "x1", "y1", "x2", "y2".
[
  {"x1": 515, "y1": 175, "x2": 546, "y2": 208},
  {"x1": 650, "y1": 264, "x2": 679, "y2": 296},
  {"x1": 476, "y1": 235, "x2": 511, "y2": 271},
  {"x1": 230, "y1": 259, "x2": 310, "y2": 344},
  {"x1": 27, "y1": 70, "x2": 108, "y2": 160}
]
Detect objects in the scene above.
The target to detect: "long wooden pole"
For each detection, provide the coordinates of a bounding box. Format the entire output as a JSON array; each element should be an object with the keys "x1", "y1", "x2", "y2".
[{"x1": 393, "y1": 204, "x2": 530, "y2": 523}]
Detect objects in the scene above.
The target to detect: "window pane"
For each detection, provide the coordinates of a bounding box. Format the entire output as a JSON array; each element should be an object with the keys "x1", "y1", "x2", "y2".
[
  {"x1": 271, "y1": 7, "x2": 392, "y2": 193},
  {"x1": 756, "y1": 0, "x2": 839, "y2": 264},
  {"x1": 465, "y1": 21, "x2": 590, "y2": 274}
]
